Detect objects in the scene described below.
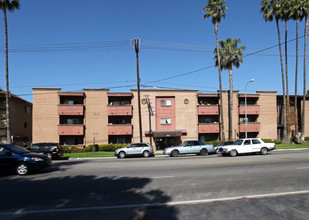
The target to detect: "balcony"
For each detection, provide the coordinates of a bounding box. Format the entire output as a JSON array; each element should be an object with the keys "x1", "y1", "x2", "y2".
[
  {"x1": 239, "y1": 123, "x2": 260, "y2": 132},
  {"x1": 198, "y1": 105, "x2": 219, "y2": 115},
  {"x1": 108, "y1": 124, "x2": 133, "y2": 135},
  {"x1": 58, "y1": 125, "x2": 84, "y2": 136},
  {"x1": 107, "y1": 105, "x2": 132, "y2": 116},
  {"x1": 198, "y1": 123, "x2": 220, "y2": 134},
  {"x1": 238, "y1": 105, "x2": 260, "y2": 115},
  {"x1": 58, "y1": 105, "x2": 84, "y2": 116}
]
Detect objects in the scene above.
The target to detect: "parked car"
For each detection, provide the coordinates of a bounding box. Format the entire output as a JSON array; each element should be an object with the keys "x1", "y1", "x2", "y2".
[
  {"x1": 0, "y1": 144, "x2": 51, "y2": 175},
  {"x1": 219, "y1": 138, "x2": 276, "y2": 157},
  {"x1": 214, "y1": 141, "x2": 234, "y2": 154},
  {"x1": 163, "y1": 140, "x2": 215, "y2": 157},
  {"x1": 28, "y1": 143, "x2": 63, "y2": 160},
  {"x1": 114, "y1": 143, "x2": 154, "y2": 159}
]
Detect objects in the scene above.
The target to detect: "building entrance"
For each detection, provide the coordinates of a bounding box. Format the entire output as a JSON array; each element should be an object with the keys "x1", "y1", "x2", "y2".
[{"x1": 155, "y1": 137, "x2": 181, "y2": 150}]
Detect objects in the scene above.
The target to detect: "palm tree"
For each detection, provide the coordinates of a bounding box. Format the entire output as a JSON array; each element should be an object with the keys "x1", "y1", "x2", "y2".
[
  {"x1": 261, "y1": 0, "x2": 288, "y2": 142},
  {"x1": 203, "y1": 0, "x2": 228, "y2": 141},
  {"x1": 214, "y1": 37, "x2": 246, "y2": 140},
  {"x1": 280, "y1": 0, "x2": 293, "y2": 138},
  {"x1": 0, "y1": 0, "x2": 20, "y2": 144},
  {"x1": 290, "y1": 0, "x2": 305, "y2": 140},
  {"x1": 300, "y1": 0, "x2": 309, "y2": 141}
]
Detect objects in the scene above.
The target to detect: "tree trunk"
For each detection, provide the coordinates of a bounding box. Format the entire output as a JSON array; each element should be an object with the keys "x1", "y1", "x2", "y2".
[
  {"x1": 294, "y1": 19, "x2": 299, "y2": 140},
  {"x1": 300, "y1": 13, "x2": 308, "y2": 141},
  {"x1": 3, "y1": 6, "x2": 11, "y2": 144},
  {"x1": 228, "y1": 67, "x2": 233, "y2": 140},
  {"x1": 215, "y1": 21, "x2": 225, "y2": 141},
  {"x1": 285, "y1": 20, "x2": 291, "y2": 139},
  {"x1": 276, "y1": 17, "x2": 288, "y2": 142}
]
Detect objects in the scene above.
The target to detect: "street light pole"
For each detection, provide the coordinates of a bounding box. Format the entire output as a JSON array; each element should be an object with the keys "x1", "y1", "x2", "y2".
[{"x1": 245, "y1": 79, "x2": 254, "y2": 139}]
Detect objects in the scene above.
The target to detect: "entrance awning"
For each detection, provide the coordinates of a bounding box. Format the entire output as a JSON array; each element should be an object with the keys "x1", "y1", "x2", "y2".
[{"x1": 152, "y1": 130, "x2": 183, "y2": 138}]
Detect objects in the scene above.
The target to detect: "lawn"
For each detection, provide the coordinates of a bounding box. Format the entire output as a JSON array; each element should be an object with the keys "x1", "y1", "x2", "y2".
[{"x1": 63, "y1": 143, "x2": 309, "y2": 158}]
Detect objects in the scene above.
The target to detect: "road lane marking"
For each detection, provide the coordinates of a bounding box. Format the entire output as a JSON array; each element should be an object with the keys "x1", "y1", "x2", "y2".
[
  {"x1": 151, "y1": 176, "x2": 174, "y2": 179},
  {"x1": 296, "y1": 167, "x2": 309, "y2": 169},
  {"x1": 1, "y1": 190, "x2": 309, "y2": 216}
]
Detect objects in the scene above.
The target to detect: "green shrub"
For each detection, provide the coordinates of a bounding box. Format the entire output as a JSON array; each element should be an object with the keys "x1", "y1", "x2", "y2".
[
  {"x1": 84, "y1": 144, "x2": 99, "y2": 152},
  {"x1": 205, "y1": 140, "x2": 222, "y2": 146},
  {"x1": 305, "y1": 137, "x2": 309, "y2": 141},
  {"x1": 70, "y1": 145, "x2": 82, "y2": 153},
  {"x1": 98, "y1": 144, "x2": 127, "y2": 152},
  {"x1": 262, "y1": 139, "x2": 272, "y2": 143},
  {"x1": 61, "y1": 145, "x2": 70, "y2": 153},
  {"x1": 273, "y1": 139, "x2": 282, "y2": 145}
]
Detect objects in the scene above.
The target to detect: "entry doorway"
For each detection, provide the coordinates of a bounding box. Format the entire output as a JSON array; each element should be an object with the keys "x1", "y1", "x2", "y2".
[{"x1": 155, "y1": 137, "x2": 181, "y2": 150}]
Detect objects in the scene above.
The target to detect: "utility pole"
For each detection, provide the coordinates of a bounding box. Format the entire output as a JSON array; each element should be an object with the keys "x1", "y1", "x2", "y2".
[
  {"x1": 146, "y1": 95, "x2": 153, "y2": 146},
  {"x1": 134, "y1": 38, "x2": 143, "y2": 143}
]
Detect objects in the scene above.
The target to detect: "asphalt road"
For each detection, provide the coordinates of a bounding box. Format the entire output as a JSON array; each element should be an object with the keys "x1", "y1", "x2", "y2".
[{"x1": 1, "y1": 149, "x2": 309, "y2": 220}]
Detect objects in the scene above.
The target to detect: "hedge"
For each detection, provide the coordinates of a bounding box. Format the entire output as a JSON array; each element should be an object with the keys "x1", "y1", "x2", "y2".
[{"x1": 61, "y1": 144, "x2": 127, "y2": 153}]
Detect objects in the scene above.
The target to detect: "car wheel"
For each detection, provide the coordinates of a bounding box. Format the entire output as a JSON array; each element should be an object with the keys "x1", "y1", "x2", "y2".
[
  {"x1": 171, "y1": 150, "x2": 179, "y2": 157},
  {"x1": 46, "y1": 153, "x2": 53, "y2": 160},
  {"x1": 215, "y1": 149, "x2": 219, "y2": 154},
  {"x1": 230, "y1": 150, "x2": 237, "y2": 157},
  {"x1": 118, "y1": 151, "x2": 126, "y2": 159},
  {"x1": 200, "y1": 149, "x2": 208, "y2": 156},
  {"x1": 143, "y1": 150, "x2": 150, "y2": 158},
  {"x1": 260, "y1": 147, "x2": 268, "y2": 155},
  {"x1": 16, "y1": 163, "x2": 29, "y2": 176}
]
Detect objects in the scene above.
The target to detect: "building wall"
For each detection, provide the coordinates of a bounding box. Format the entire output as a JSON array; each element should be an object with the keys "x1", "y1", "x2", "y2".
[
  {"x1": 84, "y1": 89, "x2": 109, "y2": 145},
  {"x1": 257, "y1": 91, "x2": 277, "y2": 139},
  {"x1": 32, "y1": 88, "x2": 60, "y2": 143},
  {"x1": 131, "y1": 89, "x2": 198, "y2": 143}
]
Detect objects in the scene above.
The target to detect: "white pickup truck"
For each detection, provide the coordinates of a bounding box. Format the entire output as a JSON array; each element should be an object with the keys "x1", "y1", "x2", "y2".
[{"x1": 219, "y1": 138, "x2": 276, "y2": 157}]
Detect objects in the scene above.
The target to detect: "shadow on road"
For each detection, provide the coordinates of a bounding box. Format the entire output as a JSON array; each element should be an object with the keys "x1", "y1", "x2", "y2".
[{"x1": 0, "y1": 175, "x2": 177, "y2": 219}]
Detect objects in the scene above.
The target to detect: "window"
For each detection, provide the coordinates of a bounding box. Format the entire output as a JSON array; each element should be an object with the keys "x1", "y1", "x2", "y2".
[
  {"x1": 160, "y1": 118, "x2": 171, "y2": 125},
  {"x1": 252, "y1": 139, "x2": 261, "y2": 144},
  {"x1": 67, "y1": 119, "x2": 80, "y2": 124},
  {"x1": 160, "y1": 99, "x2": 171, "y2": 107},
  {"x1": 68, "y1": 100, "x2": 74, "y2": 105},
  {"x1": 244, "y1": 140, "x2": 251, "y2": 145}
]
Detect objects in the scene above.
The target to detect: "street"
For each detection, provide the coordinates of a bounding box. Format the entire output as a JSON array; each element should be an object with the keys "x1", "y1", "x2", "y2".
[{"x1": 1, "y1": 149, "x2": 309, "y2": 219}]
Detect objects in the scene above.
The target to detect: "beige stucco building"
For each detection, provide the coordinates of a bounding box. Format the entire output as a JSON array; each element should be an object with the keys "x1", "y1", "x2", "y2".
[
  {"x1": 32, "y1": 88, "x2": 309, "y2": 149},
  {"x1": 0, "y1": 92, "x2": 32, "y2": 146}
]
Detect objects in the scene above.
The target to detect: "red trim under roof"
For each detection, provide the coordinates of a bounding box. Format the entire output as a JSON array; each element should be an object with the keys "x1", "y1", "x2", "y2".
[
  {"x1": 108, "y1": 93, "x2": 132, "y2": 97},
  {"x1": 238, "y1": 94, "x2": 260, "y2": 98},
  {"x1": 59, "y1": 93, "x2": 84, "y2": 97}
]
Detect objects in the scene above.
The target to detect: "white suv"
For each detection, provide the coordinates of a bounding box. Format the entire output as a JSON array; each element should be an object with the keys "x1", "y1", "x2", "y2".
[{"x1": 114, "y1": 143, "x2": 154, "y2": 159}]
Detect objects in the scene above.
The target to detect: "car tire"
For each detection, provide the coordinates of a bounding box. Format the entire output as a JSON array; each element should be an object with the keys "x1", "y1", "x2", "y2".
[
  {"x1": 16, "y1": 163, "x2": 29, "y2": 176},
  {"x1": 200, "y1": 149, "x2": 208, "y2": 156},
  {"x1": 215, "y1": 149, "x2": 219, "y2": 154},
  {"x1": 260, "y1": 147, "x2": 268, "y2": 155},
  {"x1": 46, "y1": 153, "x2": 53, "y2": 160},
  {"x1": 171, "y1": 150, "x2": 179, "y2": 157},
  {"x1": 230, "y1": 150, "x2": 237, "y2": 157},
  {"x1": 143, "y1": 150, "x2": 150, "y2": 158},
  {"x1": 118, "y1": 151, "x2": 126, "y2": 159}
]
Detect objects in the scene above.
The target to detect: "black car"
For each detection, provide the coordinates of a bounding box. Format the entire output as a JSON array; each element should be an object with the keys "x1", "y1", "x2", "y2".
[
  {"x1": 0, "y1": 144, "x2": 51, "y2": 175},
  {"x1": 28, "y1": 143, "x2": 63, "y2": 160}
]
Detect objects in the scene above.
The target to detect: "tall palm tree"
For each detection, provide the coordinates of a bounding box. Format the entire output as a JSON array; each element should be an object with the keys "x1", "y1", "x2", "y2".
[
  {"x1": 261, "y1": 0, "x2": 288, "y2": 142},
  {"x1": 0, "y1": 0, "x2": 20, "y2": 144},
  {"x1": 280, "y1": 0, "x2": 292, "y2": 138},
  {"x1": 300, "y1": 0, "x2": 309, "y2": 141},
  {"x1": 203, "y1": 0, "x2": 228, "y2": 141},
  {"x1": 290, "y1": 0, "x2": 305, "y2": 140},
  {"x1": 215, "y1": 37, "x2": 246, "y2": 140}
]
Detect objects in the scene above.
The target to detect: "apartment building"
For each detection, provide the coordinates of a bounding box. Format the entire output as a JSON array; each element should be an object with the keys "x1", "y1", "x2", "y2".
[
  {"x1": 0, "y1": 91, "x2": 32, "y2": 146},
  {"x1": 32, "y1": 88, "x2": 307, "y2": 149}
]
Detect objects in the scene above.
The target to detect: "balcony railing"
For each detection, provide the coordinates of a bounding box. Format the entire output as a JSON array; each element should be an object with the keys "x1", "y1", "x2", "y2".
[
  {"x1": 108, "y1": 124, "x2": 133, "y2": 135},
  {"x1": 239, "y1": 123, "x2": 260, "y2": 132},
  {"x1": 238, "y1": 105, "x2": 260, "y2": 115},
  {"x1": 198, "y1": 123, "x2": 220, "y2": 133},
  {"x1": 198, "y1": 105, "x2": 219, "y2": 115},
  {"x1": 107, "y1": 105, "x2": 132, "y2": 116},
  {"x1": 58, "y1": 105, "x2": 84, "y2": 116},
  {"x1": 58, "y1": 125, "x2": 84, "y2": 136}
]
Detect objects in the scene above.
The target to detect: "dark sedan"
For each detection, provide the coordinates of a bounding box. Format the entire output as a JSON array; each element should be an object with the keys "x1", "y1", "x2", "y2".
[{"x1": 0, "y1": 144, "x2": 51, "y2": 175}]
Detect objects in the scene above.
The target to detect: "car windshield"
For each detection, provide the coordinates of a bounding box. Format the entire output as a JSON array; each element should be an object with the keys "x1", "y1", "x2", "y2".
[
  {"x1": 234, "y1": 140, "x2": 244, "y2": 145},
  {"x1": 7, "y1": 145, "x2": 29, "y2": 154}
]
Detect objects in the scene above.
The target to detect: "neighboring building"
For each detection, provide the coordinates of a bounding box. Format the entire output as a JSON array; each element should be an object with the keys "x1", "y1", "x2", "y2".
[
  {"x1": 0, "y1": 92, "x2": 32, "y2": 146},
  {"x1": 32, "y1": 88, "x2": 309, "y2": 149}
]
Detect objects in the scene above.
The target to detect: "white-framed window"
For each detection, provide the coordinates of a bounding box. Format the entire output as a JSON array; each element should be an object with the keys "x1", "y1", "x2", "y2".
[
  {"x1": 160, "y1": 99, "x2": 171, "y2": 107},
  {"x1": 160, "y1": 118, "x2": 171, "y2": 125}
]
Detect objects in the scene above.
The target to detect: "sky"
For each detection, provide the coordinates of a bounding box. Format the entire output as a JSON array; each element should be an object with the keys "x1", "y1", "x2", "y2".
[{"x1": 0, "y1": 0, "x2": 308, "y2": 102}]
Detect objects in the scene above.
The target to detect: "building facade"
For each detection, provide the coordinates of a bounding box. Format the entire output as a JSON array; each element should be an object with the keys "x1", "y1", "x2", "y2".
[
  {"x1": 0, "y1": 92, "x2": 32, "y2": 146},
  {"x1": 32, "y1": 88, "x2": 309, "y2": 149}
]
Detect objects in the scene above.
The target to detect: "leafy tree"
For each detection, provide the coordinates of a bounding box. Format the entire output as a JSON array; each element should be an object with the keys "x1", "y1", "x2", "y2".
[
  {"x1": 203, "y1": 0, "x2": 228, "y2": 141},
  {"x1": 0, "y1": 0, "x2": 19, "y2": 144},
  {"x1": 215, "y1": 37, "x2": 246, "y2": 140},
  {"x1": 261, "y1": 0, "x2": 288, "y2": 142}
]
